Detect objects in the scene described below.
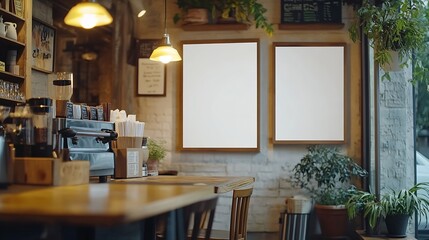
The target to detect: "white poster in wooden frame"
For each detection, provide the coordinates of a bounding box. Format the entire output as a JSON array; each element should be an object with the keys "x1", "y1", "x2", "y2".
[
  {"x1": 273, "y1": 42, "x2": 346, "y2": 144},
  {"x1": 180, "y1": 39, "x2": 259, "y2": 151}
]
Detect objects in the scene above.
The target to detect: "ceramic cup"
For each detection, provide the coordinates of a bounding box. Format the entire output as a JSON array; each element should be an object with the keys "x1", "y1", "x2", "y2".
[{"x1": 5, "y1": 22, "x2": 17, "y2": 40}]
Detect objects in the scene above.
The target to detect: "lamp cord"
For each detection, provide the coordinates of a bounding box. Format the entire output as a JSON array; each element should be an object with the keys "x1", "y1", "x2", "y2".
[{"x1": 164, "y1": 0, "x2": 167, "y2": 34}]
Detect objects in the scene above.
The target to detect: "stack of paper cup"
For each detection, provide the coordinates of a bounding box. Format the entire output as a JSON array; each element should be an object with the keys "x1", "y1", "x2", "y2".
[{"x1": 6, "y1": 50, "x2": 17, "y2": 74}]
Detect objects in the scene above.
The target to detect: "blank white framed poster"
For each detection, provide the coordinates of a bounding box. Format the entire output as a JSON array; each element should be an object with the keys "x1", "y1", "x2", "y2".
[
  {"x1": 273, "y1": 42, "x2": 346, "y2": 144},
  {"x1": 180, "y1": 39, "x2": 259, "y2": 151}
]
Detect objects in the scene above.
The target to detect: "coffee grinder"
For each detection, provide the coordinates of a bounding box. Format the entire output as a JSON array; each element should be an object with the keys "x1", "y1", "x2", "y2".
[{"x1": 52, "y1": 72, "x2": 73, "y2": 118}]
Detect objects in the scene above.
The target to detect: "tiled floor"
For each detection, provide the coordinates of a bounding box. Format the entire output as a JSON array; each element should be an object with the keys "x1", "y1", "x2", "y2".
[{"x1": 248, "y1": 232, "x2": 278, "y2": 240}]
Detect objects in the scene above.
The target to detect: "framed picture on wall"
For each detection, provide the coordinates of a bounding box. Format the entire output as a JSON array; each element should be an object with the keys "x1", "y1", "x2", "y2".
[
  {"x1": 180, "y1": 39, "x2": 260, "y2": 151},
  {"x1": 273, "y1": 42, "x2": 346, "y2": 144},
  {"x1": 136, "y1": 39, "x2": 166, "y2": 96},
  {"x1": 31, "y1": 18, "x2": 55, "y2": 73}
]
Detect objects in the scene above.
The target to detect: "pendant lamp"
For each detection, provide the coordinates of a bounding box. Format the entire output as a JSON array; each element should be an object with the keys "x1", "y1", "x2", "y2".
[
  {"x1": 149, "y1": 0, "x2": 181, "y2": 64},
  {"x1": 64, "y1": 0, "x2": 113, "y2": 29},
  {"x1": 129, "y1": 0, "x2": 146, "y2": 18}
]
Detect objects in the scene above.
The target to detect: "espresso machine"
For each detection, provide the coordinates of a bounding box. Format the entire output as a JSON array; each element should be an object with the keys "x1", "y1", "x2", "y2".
[
  {"x1": 53, "y1": 118, "x2": 116, "y2": 182},
  {"x1": 50, "y1": 72, "x2": 117, "y2": 182}
]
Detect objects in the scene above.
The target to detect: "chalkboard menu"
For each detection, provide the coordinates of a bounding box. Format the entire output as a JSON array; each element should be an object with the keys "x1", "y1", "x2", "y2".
[{"x1": 281, "y1": 0, "x2": 342, "y2": 24}]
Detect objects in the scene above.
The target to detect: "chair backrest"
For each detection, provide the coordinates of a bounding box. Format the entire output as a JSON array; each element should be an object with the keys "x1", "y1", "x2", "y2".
[{"x1": 229, "y1": 187, "x2": 253, "y2": 240}]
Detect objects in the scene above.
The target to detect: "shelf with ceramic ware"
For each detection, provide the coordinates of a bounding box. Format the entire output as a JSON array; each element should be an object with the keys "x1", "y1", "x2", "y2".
[{"x1": 0, "y1": 1, "x2": 30, "y2": 105}]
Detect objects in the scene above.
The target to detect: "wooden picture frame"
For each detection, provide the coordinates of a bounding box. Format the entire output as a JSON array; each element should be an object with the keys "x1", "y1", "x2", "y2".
[
  {"x1": 179, "y1": 39, "x2": 260, "y2": 151},
  {"x1": 273, "y1": 42, "x2": 346, "y2": 144},
  {"x1": 136, "y1": 39, "x2": 166, "y2": 96},
  {"x1": 31, "y1": 18, "x2": 55, "y2": 73}
]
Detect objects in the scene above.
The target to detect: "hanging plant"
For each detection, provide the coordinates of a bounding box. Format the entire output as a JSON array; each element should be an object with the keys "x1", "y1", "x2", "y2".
[{"x1": 349, "y1": 0, "x2": 429, "y2": 80}]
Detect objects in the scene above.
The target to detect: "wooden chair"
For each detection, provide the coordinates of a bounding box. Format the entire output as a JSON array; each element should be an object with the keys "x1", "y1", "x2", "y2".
[
  {"x1": 157, "y1": 197, "x2": 219, "y2": 240},
  {"x1": 194, "y1": 187, "x2": 253, "y2": 240}
]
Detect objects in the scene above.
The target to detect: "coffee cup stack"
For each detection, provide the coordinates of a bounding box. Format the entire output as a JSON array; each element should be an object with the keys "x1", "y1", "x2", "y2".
[{"x1": 6, "y1": 50, "x2": 18, "y2": 75}]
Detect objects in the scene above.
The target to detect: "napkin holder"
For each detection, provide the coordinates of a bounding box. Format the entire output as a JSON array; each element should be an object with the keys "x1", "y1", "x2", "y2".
[{"x1": 113, "y1": 137, "x2": 144, "y2": 179}]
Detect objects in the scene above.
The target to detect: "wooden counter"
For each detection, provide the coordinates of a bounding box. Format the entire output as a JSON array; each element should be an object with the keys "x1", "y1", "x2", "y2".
[
  {"x1": 0, "y1": 183, "x2": 216, "y2": 226},
  {"x1": 112, "y1": 175, "x2": 255, "y2": 193}
]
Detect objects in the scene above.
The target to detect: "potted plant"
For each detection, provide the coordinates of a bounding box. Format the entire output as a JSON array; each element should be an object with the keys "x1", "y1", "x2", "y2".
[
  {"x1": 174, "y1": 0, "x2": 216, "y2": 25},
  {"x1": 381, "y1": 183, "x2": 429, "y2": 237},
  {"x1": 292, "y1": 145, "x2": 367, "y2": 238},
  {"x1": 346, "y1": 189, "x2": 383, "y2": 236},
  {"x1": 216, "y1": 0, "x2": 273, "y2": 35},
  {"x1": 349, "y1": 0, "x2": 428, "y2": 75},
  {"x1": 346, "y1": 183, "x2": 429, "y2": 237},
  {"x1": 147, "y1": 138, "x2": 167, "y2": 176}
]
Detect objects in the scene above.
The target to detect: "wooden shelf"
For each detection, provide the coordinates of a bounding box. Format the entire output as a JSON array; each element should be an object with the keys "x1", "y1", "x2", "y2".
[
  {"x1": 0, "y1": 35, "x2": 25, "y2": 48},
  {"x1": 0, "y1": 1, "x2": 29, "y2": 104},
  {"x1": 182, "y1": 23, "x2": 250, "y2": 31},
  {"x1": 0, "y1": 70, "x2": 25, "y2": 83},
  {"x1": 278, "y1": 23, "x2": 345, "y2": 30},
  {"x1": 0, "y1": 97, "x2": 25, "y2": 105},
  {"x1": 0, "y1": 7, "x2": 25, "y2": 23}
]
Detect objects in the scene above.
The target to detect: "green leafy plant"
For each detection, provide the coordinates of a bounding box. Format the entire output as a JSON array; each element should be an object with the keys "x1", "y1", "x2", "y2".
[
  {"x1": 346, "y1": 189, "x2": 382, "y2": 229},
  {"x1": 217, "y1": 0, "x2": 273, "y2": 36},
  {"x1": 382, "y1": 183, "x2": 429, "y2": 218},
  {"x1": 292, "y1": 145, "x2": 367, "y2": 205},
  {"x1": 346, "y1": 183, "x2": 429, "y2": 229},
  {"x1": 349, "y1": 0, "x2": 428, "y2": 79},
  {"x1": 147, "y1": 138, "x2": 166, "y2": 161}
]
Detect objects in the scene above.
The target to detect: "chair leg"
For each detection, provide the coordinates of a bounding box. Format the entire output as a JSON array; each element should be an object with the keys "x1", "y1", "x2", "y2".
[
  {"x1": 164, "y1": 211, "x2": 176, "y2": 240},
  {"x1": 175, "y1": 208, "x2": 186, "y2": 240},
  {"x1": 140, "y1": 217, "x2": 157, "y2": 240},
  {"x1": 204, "y1": 208, "x2": 216, "y2": 240}
]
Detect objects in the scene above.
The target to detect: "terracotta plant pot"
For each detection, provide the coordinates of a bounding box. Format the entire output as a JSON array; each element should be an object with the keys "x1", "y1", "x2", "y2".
[
  {"x1": 315, "y1": 204, "x2": 349, "y2": 238},
  {"x1": 184, "y1": 8, "x2": 208, "y2": 25}
]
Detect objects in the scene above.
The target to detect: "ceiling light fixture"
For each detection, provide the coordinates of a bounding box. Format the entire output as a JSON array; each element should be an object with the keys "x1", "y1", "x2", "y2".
[
  {"x1": 81, "y1": 51, "x2": 98, "y2": 61},
  {"x1": 149, "y1": 0, "x2": 181, "y2": 64},
  {"x1": 129, "y1": 0, "x2": 146, "y2": 18},
  {"x1": 64, "y1": 0, "x2": 113, "y2": 29}
]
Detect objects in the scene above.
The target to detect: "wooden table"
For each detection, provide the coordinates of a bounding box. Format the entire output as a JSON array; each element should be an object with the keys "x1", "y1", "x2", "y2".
[
  {"x1": 0, "y1": 183, "x2": 217, "y2": 239},
  {"x1": 112, "y1": 175, "x2": 255, "y2": 193}
]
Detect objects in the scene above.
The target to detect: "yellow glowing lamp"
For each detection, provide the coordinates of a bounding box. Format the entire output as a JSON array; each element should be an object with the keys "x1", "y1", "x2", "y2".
[
  {"x1": 150, "y1": 34, "x2": 182, "y2": 64},
  {"x1": 64, "y1": 1, "x2": 113, "y2": 29}
]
